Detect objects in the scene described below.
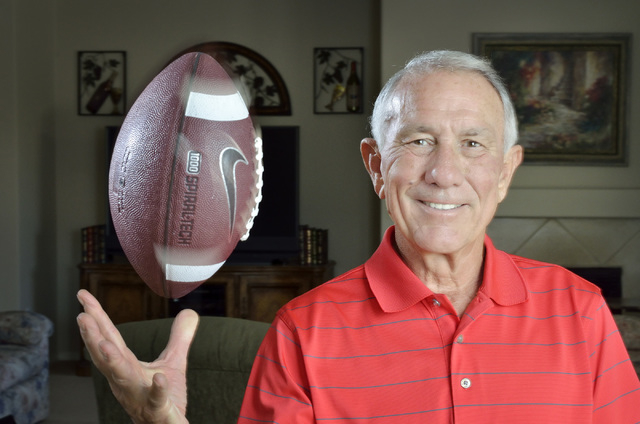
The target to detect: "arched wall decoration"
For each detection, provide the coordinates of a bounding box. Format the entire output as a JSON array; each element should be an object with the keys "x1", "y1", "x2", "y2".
[{"x1": 171, "y1": 41, "x2": 292, "y2": 116}]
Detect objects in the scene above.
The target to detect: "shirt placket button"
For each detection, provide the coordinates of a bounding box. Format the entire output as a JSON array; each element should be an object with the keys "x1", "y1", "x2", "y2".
[{"x1": 455, "y1": 336, "x2": 469, "y2": 390}]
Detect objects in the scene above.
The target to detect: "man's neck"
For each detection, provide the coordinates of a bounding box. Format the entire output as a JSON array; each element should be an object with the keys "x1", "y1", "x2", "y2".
[
  {"x1": 425, "y1": 273, "x2": 481, "y2": 317},
  {"x1": 394, "y1": 235, "x2": 485, "y2": 317}
]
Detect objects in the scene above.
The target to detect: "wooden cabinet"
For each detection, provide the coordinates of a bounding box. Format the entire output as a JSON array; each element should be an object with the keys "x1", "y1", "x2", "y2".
[
  {"x1": 238, "y1": 271, "x2": 318, "y2": 322},
  {"x1": 79, "y1": 263, "x2": 167, "y2": 325},
  {"x1": 79, "y1": 262, "x2": 334, "y2": 325}
]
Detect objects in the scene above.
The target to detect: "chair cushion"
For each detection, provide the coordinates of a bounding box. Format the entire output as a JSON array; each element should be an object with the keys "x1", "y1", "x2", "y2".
[{"x1": 0, "y1": 344, "x2": 49, "y2": 392}]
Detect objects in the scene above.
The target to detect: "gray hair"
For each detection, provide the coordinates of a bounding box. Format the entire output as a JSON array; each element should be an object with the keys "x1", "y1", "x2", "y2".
[{"x1": 370, "y1": 50, "x2": 518, "y2": 152}]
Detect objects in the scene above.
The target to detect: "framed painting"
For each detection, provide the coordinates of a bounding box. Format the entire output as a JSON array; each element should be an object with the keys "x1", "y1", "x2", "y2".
[
  {"x1": 314, "y1": 47, "x2": 364, "y2": 114},
  {"x1": 472, "y1": 33, "x2": 630, "y2": 165},
  {"x1": 78, "y1": 51, "x2": 126, "y2": 116}
]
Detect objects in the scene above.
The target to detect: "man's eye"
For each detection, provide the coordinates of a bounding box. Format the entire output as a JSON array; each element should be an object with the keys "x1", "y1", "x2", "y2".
[
  {"x1": 466, "y1": 140, "x2": 482, "y2": 148},
  {"x1": 412, "y1": 139, "x2": 431, "y2": 146}
]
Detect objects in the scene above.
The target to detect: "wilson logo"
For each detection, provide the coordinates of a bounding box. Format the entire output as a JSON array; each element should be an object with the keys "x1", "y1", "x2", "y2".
[{"x1": 187, "y1": 151, "x2": 201, "y2": 174}]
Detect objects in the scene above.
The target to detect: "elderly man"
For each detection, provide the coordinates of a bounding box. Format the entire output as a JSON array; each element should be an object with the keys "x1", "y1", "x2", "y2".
[{"x1": 77, "y1": 50, "x2": 640, "y2": 423}]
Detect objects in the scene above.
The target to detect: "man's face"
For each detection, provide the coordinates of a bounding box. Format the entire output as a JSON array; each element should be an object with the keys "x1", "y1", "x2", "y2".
[{"x1": 365, "y1": 71, "x2": 522, "y2": 259}]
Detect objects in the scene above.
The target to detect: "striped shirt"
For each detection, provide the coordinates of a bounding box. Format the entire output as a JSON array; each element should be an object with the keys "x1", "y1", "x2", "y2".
[{"x1": 239, "y1": 226, "x2": 640, "y2": 423}]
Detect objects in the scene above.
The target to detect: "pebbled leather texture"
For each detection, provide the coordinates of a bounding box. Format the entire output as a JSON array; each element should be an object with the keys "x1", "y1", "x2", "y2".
[{"x1": 109, "y1": 52, "x2": 260, "y2": 298}]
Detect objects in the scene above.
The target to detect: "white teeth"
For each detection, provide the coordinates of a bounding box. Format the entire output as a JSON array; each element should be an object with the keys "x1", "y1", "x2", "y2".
[{"x1": 427, "y1": 202, "x2": 461, "y2": 210}]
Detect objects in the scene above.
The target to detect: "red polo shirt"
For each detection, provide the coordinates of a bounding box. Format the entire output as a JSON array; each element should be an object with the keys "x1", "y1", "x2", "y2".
[{"x1": 239, "y1": 227, "x2": 640, "y2": 423}]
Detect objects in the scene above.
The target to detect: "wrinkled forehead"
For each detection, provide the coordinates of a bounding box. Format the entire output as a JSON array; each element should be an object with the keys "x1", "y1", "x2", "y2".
[{"x1": 382, "y1": 71, "x2": 505, "y2": 138}]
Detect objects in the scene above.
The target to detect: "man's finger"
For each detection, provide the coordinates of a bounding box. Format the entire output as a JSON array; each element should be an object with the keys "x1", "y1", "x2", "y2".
[
  {"x1": 161, "y1": 309, "x2": 199, "y2": 365},
  {"x1": 77, "y1": 311, "x2": 119, "y2": 367},
  {"x1": 77, "y1": 289, "x2": 129, "y2": 351},
  {"x1": 142, "y1": 372, "x2": 173, "y2": 421},
  {"x1": 77, "y1": 312, "x2": 105, "y2": 367},
  {"x1": 97, "y1": 338, "x2": 147, "y2": 389},
  {"x1": 78, "y1": 313, "x2": 137, "y2": 383}
]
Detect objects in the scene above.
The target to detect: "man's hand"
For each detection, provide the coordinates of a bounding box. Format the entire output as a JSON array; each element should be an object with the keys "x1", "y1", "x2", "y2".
[{"x1": 77, "y1": 289, "x2": 199, "y2": 424}]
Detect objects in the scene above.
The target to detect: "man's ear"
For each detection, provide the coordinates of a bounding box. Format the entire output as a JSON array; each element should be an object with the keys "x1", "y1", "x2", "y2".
[
  {"x1": 498, "y1": 144, "x2": 523, "y2": 203},
  {"x1": 360, "y1": 138, "x2": 385, "y2": 199}
]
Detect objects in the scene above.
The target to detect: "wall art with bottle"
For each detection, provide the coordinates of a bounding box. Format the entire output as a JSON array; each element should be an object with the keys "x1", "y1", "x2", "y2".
[
  {"x1": 78, "y1": 51, "x2": 126, "y2": 116},
  {"x1": 313, "y1": 47, "x2": 363, "y2": 114}
]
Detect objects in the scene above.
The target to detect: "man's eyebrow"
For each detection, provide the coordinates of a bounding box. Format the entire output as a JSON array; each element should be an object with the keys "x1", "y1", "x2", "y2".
[
  {"x1": 395, "y1": 126, "x2": 494, "y2": 138},
  {"x1": 395, "y1": 125, "x2": 436, "y2": 139},
  {"x1": 461, "y1": 127, "x2": 493, "y2": 137}
]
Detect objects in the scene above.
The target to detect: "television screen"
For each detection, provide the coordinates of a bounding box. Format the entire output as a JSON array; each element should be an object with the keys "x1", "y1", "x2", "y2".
[
  {"x1": 104, "y1": 125, "x2": 300, "y2": 265},
  {"x1": 228, "y1": 125, "x2": 300, "y2": 264}
]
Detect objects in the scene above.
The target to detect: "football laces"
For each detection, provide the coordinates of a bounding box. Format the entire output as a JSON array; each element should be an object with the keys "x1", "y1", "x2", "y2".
[{"x1": 240, "y1": 136, "x2": 264, "y2": 241}]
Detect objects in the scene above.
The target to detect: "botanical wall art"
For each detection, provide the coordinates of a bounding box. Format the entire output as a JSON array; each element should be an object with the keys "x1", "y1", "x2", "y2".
[
  {"x1": 78, "y1": 51, "x2": 126, "y2": 116},
  {"x1": 314, "y1": 47, "x2": 364, "y2": 114}
]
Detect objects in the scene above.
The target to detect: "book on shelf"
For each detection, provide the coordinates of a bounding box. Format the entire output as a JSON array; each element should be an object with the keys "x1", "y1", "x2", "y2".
[
  {"x1": 299, "y1": 225, "x2": 329, "y2": 265},
  {"x1": 81, "y1": 225, "x2": 106, "y2": 264}
]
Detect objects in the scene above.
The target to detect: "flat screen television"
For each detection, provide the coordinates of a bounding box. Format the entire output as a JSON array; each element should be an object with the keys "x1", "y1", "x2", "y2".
[{"x1": 104, "y1": 125, "x2": 300, "y2": 265}]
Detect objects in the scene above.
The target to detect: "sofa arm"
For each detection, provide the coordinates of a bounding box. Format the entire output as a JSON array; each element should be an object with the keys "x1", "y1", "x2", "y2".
[{"x1": 0, "y1": 311, "x2": 54, "y2": 346}]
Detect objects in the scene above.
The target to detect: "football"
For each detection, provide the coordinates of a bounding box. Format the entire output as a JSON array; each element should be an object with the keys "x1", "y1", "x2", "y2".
[{"x1": 109, "y1": 52, "x2": 263, "y2": 298}]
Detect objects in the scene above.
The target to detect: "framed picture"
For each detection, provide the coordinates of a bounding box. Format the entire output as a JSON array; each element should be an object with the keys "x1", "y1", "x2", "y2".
[
  {"x1": 314, "y1": 47, "x2": 363, "y2": 114},
  {"x1": 78, "y1": 51, "x2": 126, "y2": 116},
  {"x1": 472, "y1": 33, "x2": 630, "y2": 165}
]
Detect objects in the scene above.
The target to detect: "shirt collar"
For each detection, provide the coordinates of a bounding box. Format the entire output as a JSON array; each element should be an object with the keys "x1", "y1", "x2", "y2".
[
  {"x1": 364, "y1": 226, "x2": 529, "y2": 313},
  {"x1": 481, "y1": 235, "x2": 529, "y2": 306}
]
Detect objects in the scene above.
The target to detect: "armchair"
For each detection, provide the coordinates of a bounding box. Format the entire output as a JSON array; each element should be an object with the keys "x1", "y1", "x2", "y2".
[
  {"x1": 91, "y1": 315, "x2": 269, "y2": 424},
  {"x1": 0, "y1": 311, "x2": 54, "y2": 424}
]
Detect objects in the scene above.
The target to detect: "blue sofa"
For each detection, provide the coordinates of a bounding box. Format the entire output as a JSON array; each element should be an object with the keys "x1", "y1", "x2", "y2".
[{"x1": 0, "y1": 311, "x2": 54, "y2": 424}]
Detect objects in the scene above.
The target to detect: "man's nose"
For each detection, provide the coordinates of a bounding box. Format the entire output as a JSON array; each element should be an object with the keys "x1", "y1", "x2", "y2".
[{"x1": 427, "y1": 144, "x2": 465, "y2": 188}]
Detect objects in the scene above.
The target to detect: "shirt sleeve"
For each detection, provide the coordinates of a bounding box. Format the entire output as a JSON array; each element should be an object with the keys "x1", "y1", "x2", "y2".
[
  {"x1": 237, "y1": 312, "x2": 315, "y2": 423},
  {"x1": 586, "y1": 299, "x2": 640, "y2": 422}
]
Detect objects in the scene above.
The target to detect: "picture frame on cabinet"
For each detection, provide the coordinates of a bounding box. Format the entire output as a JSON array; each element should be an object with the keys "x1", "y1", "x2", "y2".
[
  {"x1": 78, "y1": 51, "x2": 126, "y2": 116},
  {"x1": 472, "y1": 33, "x2": 629, "y2": 165},
  {"x1": 314, "y1": 47, "x2": 363, "y2": 114}
]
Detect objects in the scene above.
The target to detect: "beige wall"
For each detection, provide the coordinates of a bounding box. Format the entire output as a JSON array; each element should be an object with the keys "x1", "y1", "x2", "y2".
[
  {"x1": 488, "y1": 218, "x2": 640, "y2": 299},
  {"x1": 378, "y1": 0, "x2": 640, "y2": 298},
  {"x1": 0, "y1": 2, "x2": 20, "y2": 310},
  {"x1": 1, "y1": 0, "x2": 57, "y2": 315},
  {"x1": 0, "y1": 0, "x2": 20, "y2": 312},
  {"x1": 54, "y1": 0, "x2": 380, "y2": 359},
  {"x1": 380, "y1": 0, "x2": 640, "y2": 221},
  {"x1": 1, "y1": 0, "x2": 380, "y2": 359},
  {"x1": 3, "y1": 0, "x2": 639, "y2": 361}
]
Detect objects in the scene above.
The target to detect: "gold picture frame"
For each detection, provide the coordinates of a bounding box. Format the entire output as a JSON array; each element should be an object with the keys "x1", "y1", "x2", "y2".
[{"x1": 473, "y1": 33, "x2": 630, "y2": 165}]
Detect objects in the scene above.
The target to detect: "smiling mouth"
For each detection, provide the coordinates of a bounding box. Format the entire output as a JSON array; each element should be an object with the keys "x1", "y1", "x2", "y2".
[{"x1": 424, "y1": 202, "x2": 463, "y2": 211}]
